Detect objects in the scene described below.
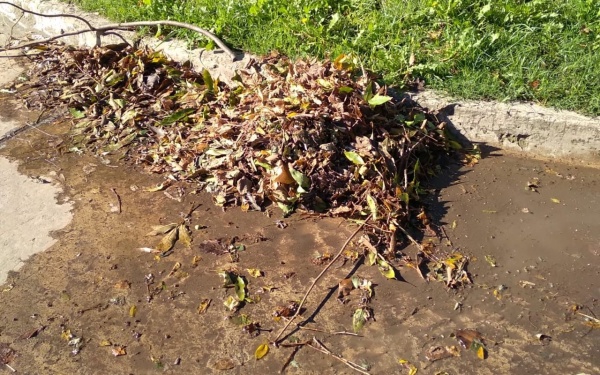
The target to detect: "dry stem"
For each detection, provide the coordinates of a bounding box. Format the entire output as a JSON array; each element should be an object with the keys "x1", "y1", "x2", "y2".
[{"x1": 0, "y1": 3, "x2": 235, "y2": 59}]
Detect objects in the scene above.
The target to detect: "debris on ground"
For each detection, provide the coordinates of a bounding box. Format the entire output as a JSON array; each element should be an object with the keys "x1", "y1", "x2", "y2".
[{"x1": 18, "y1": 44, "x2": 466, "y2": 263}]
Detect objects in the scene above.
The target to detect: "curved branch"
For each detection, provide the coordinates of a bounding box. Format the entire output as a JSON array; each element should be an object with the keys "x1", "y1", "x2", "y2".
[
  {"x1": 0, "y1": 1, "x2": 94, "y2": 29},
  {"x1": 0, "y1": 3, "x2": 236, "y2": 60}
]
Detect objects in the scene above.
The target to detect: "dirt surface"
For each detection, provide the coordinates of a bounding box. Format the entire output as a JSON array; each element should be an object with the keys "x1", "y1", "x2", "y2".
[
  {"x1": 0, "y1": 103, "x2": 598, "y2": 375},
  {"x1": 0, "y1": 6, "x2": 598, "y2": 374}
]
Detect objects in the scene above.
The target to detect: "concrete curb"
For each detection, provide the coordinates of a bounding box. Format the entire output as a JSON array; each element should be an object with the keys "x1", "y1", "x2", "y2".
[{"x1": 1, "y1": 0, "x2": 599, "y2": 163}]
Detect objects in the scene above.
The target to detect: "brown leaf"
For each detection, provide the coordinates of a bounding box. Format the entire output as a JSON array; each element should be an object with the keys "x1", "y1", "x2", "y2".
[
  {"x1": 155, "y1": 227, "x2": 178, "y2": 252},
  {"x1": 455, "y1": 329, "x2": 483, "y2": 348},
  {"x1": 178, "y1": 224, "x2": 192, "y2": 247}
]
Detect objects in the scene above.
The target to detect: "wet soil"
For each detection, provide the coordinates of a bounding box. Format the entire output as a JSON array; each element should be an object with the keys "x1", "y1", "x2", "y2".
[{"x1": 0, "y1": 114, "x2": 598, "y2": 375}]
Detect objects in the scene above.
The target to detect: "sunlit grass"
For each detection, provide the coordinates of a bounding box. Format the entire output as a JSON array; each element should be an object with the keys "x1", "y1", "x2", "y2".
[{"x1": 71, "y1": 0, "x2": 600, "y2": 115}]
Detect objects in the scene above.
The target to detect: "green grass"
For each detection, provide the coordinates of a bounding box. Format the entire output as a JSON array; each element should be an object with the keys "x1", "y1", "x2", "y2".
[{"x1": 71, "y1": 0, "x2": 600, "y2": 116}]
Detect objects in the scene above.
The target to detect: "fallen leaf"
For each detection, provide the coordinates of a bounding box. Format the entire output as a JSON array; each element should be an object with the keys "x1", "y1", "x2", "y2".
[
  {"x1": 198, "y1": 298, "x2": 211, "y2": 314},
  {"x1": 377, "y1": 259, "x2": 396, "y2": 279},
  {"x1": 114, "y1": 280, "x2": 131, "y2": 289},
  {"x1": 344, "y1": 151, "x2": 365, "y2": 165},
  {"x1": 99, "y1": 340, "x2": 112, "y2": 347},
  {"x1": 224, "y1": 295, "x2": 240, "y2": 311},
  {"x1": 212, "y1": 358, "x2": 235, "y2": 370},
  {"x1": 337, "y1": 278, "x2": 354, "y2": 298},
  {"x1": 129, "y1": 305, "x2": 137, "y2": 318},
  {"x1": 178, "y1": 224, "x2": 192, "y2": 247},
  {"x1": 255, "y1": 343, "x2": 269, "y2": 360},
  {"x1": 398, "y1": 359, "x2": 418, "y2": 375},
  {"x1": 155, "y1": 227, "x2": 178, "y2": 252},
  {"x1": 247, "y1": 268, "x2": 263, "y2": 278},
  {"x1": 352, "y1": 308, "x2": 368, "y2": 333},
  {"x1": 551, "y1": 198, "x2": 561, "y2": 204},
  {"x1": 484, "y1": 255, "x2": 496, "y2": 267},
  {"x1": 112, "y1": 346, "x2": 127, "y2": 356}
]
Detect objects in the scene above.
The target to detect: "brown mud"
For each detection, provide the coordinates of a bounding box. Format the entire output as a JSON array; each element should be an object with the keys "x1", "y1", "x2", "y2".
[{"x1": 0, "y1": 100, "x2": 598, "y2": 374}]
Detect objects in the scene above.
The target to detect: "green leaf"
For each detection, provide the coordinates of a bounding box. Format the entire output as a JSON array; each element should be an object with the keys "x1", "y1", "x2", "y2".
[
  {"x1": 69, "y1": 108, "x2": 86, "y2": 119},
  {"x1": 202, "y1": 69, "x2": 215, "y2": 93},
  {"x1": 338, "y1": 86, "x2": 353, "y2": 94},
  {"x1": 290, "y1": 168, "x2": 311, "y2": 191},
  {"x1": 344, "y1": 151, "x2": 365, "y2": 165},
  {"x1": 377, "y1": 259, "x2": 396, "y2": 279},
  {"x1": 367, "y1": 251, "x2": 377, "y2": 266},
  {"x1": 368, "y1": 94, "x2": 392, "y2": 107},
  {"x1": 366, "y1": 194, "x2": 378, "y2": 220},
  {"x1": 235, "y1": 276, "x2": 246, "y2": 301},
  {"x1": 160, "y1": 108, "x2": 195, "y2": 126},
  {"x1": 352, "y1": 308, "x2": 367, "y2": 333},
  {"x1": 224, "y1": 295, "x2": 240, "y2": 311}
]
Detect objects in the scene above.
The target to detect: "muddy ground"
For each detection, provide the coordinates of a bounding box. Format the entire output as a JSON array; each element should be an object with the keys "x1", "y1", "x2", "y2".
[{"x1": 0, "y1": 90, "x2": 598, "y2": 375}]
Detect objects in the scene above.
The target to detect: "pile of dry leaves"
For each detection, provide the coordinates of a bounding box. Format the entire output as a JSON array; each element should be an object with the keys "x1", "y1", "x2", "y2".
[{"x1": 19, "y1": 43, "x2": 470, "y2": 285}]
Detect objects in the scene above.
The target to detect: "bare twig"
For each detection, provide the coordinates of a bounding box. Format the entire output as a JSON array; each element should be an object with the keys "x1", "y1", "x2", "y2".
[
  {"x1": 0, "y1": 2, "x2": 94, "y2": 29},
  {"x1": 307, "y1": 337, "x2": 370, "y2": 374},
  {"x1": 394, "y1": 222, "x2": 423, "y2": 251},
  {"x1": 281, "y1": 317, "x2": 361, "y2": 337},
  {"x1": 5, "y1": 363, "x2": 16, "y2": 373},
  {"x1": 0, "y1": 110, "x2": 63, "y2": 145},
  {"x1": 0, "y1": 3, "x2": 236, "y2": 59},
  {"x1": 110, "y1": 188, "x2": 122, "y2": 213},
  {"x1": 272, "y1": 216, "x2": 371, "y2": 344}
]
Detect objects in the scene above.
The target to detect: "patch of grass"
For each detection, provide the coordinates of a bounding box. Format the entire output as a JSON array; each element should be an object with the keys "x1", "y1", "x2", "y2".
[{"x1": 71, "y1": 0, "x2": 600, "y2": 115}]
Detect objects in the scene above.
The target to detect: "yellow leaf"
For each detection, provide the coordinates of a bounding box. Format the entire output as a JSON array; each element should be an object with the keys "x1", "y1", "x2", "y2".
[
  {"x1": 551, "y1": 198, "x2": 560, "y2": 204},
  {"x1": 99, "y1": 340, "x2": 112, "y2": 347},
  {"x1": 178, "y1": 224, "x2": 192, "y2": 247},
  {"x1": 155, "y1": 227, "x2": 178, "y2": 252},
  {"x1": 477, "y1": 346, "x2": 486, "y2": 360},
  {"x1": 255, "y1": 343, "x2": 269, "y2": 360},
  {"x1": 61, "y1": 329, "x2": 72, "y2": 341},
  {"x1": 247, "y1": 268, "x2": 263, "y2": 278},
  {"x1": 493, "y1": 289, "x2": 501, "y2": 300},
  {"x1": 398, "y1": 359, "x2": 418, "y2": 375},
  {"x1": 129, "y1": 305, "x2": 137, "y2": 318},
  {"x1": 198, "y1": 298, "x2": 211, "y2": 314},
  {"x1": 377, "y1": 259, "x2": 396, "y2": 279},
  {"x1": 146, "y1": 223, "x2": 178, "y2": 236}
]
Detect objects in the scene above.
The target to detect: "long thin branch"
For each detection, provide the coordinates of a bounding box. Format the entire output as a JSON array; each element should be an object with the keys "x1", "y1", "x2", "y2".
[
  {"x1": 0, "y1": 3, "x2": 236, "y2": 59},
  {"x1": 271, "y1": 215, "x2": 371, "y2": 344},
  {"x1": 308, "y1": 337, "x2": 370, "y2": 375},
  {"x1": 0, "y1": 2, "x2": 94, "y2": 29}
]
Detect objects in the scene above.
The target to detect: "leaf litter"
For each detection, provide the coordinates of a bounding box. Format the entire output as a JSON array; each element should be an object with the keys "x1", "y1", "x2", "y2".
[{"x1": 15, "y1": 43, "x2": 483, "y2": 372}]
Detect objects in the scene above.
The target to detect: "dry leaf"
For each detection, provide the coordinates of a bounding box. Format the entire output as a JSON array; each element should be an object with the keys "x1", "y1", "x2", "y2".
[
  {"x1": 114, "y1": 280, "x2": 130, "y2": 289},
  {"x1": 398, "y1": 359, "x2": 418, "y2": 375},
  {"x1": 155, "y1": 227, "x2": 178, "y2": 252},
  {"x1": 99, "y1": 340, "x2": 112, "y2": 347},
  {"x1": 247, "y1": 268, "x2": 263, "y2": 278},
  {"x1": 112, "y1": 346, "x2": 127, "y2": 356},
  {"x1": 551, "y1": 198, "x2": 561, "y2": 204},
  {"x1": 178, "y1": 224, "x2": 192, "y2": 247},
  {"x1": 198, "y1": 298, "x2": 211, "y2": 314},
  {"x1": 146, "y1": 223, "x2": 178, "y2": 236},
  {"x1": 129, "y1": 305, "x2": 137, "y2": 318}
]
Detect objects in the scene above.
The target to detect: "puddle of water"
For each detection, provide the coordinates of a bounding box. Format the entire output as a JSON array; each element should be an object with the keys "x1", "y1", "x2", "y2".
[{"x1": 0, "y1": 156, "x2": 72, "y2": 283}]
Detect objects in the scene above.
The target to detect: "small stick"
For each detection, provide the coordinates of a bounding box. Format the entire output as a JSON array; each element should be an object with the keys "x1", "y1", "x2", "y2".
[
  {"x1": 394, "y1": 222, "x2": 423, "y2": 251},
  {"x1": 281, "y1": 317, "x2": 361, "y2": 337},
  {"x1": 5, "y1": 363, "x2": 16, "y2": 373},
  {"x1": 271, "y1": 216, "x2": 371, "y2": 344},
  {"x1": 308, "y1": 337, "x2": 370, "y2": 375},
  {"x1": 111, "y1": 188, "x2": 122, "y2": 213}
]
